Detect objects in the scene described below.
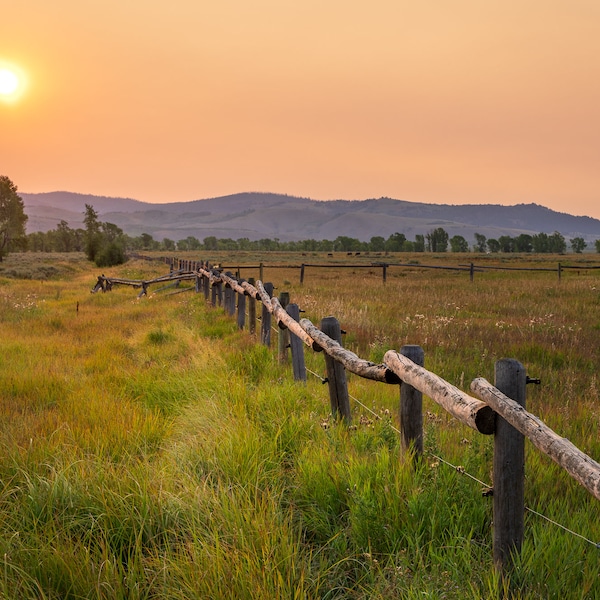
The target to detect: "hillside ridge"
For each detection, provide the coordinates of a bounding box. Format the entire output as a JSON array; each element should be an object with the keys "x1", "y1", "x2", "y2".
[{"x1": 21, "y1": 191, "x2": 600, "y2": 243}]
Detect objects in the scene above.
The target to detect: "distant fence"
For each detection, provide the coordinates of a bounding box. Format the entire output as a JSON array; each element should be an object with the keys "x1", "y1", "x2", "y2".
[{"x1": 93, "y1": 260, "x2": 600, "y2": 577}]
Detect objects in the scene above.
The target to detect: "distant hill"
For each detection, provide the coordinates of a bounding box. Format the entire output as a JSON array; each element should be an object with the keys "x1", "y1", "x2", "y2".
[{"x1": 20, "y1": 191, "x2": 600, "y2": 245}]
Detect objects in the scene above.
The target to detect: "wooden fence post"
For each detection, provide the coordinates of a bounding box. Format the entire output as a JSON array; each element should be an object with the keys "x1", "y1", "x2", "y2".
[
  {"x1": 203, "y1": 274, "x2": 210, "y2": 302},
  {"x1": 399, "y1": 345, "x2": 424, "y2": 460},
  {"x1": 195, "y1": 274, "x2": 201, "y2": 293},
  {"x1": 470, "y1": 262, "x2": 474, "y2": 282},
  {"x1": 216, "y1": 280, "x2": 223, "y2": 306},
  {"x1": 248, "y1": 277, "x2": 256, "y2": 335},
  {"x1": 558, "y1": 262, "x2": 562, "y2": 282},
  {"x1": 224, "y1": 283, "x2": 235, "y2": 316},
  {"x1": 300, "y1": 263, "x2": 305, "y2": 284},
  {"x1": 321, "y1": 316, "x2": 351, "y2": 423},
  {"x1": 493, "y1": 358, "x2": 526, "y2": 575},
  {"x1": 259, "y1": 262, "x2": 264, "y2": 282},
  {"x1": 287, "y1": 303, "x2": 306, "y2": 382},
  {"x1": 237, "y1": 280, "x2": 246, "y2": 330},
  {"x1": 278, "y1": 292, "x2": 290, "y2": 364},
  {"x1": 382, "y1": 263, "x2": 387, "y2": 283},
  {"x1": 260, "y1": 282, "x2": 273, "y2": 346}
]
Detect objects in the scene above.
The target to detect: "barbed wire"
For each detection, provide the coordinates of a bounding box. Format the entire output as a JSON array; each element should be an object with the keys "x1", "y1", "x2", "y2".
[{"x1": 305, "y1": 369, "x2": 599, "y2": 550}]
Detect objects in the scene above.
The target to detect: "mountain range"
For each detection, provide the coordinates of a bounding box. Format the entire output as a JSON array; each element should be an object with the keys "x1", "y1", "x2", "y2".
[{"x1": 20, "y1": 191, "x2": 600, "y2": 245}]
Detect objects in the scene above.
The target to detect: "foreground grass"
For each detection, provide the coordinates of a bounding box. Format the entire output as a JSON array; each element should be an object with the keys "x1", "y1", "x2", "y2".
[{"x1": 0, "y1": 253, "x2": 599, "y2": 598}]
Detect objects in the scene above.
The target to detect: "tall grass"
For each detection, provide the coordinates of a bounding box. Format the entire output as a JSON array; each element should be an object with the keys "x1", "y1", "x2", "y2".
[{"x1": 0, "y1": 252, "x2": 598, "y2": 598}]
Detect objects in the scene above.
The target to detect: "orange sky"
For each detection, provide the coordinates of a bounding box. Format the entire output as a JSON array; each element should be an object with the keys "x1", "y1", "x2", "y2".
[{"x1": 2, "y1": 1, "x2": 599, "y2": 218}]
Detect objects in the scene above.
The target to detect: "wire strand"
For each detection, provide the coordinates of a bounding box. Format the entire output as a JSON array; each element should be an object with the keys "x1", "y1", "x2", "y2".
[
  {"x1": 307, "y1": 365, "x2": 598, "y2": 548},
  {"x1": 525, "y1": 507, "x2": 600, "y2": 549}
]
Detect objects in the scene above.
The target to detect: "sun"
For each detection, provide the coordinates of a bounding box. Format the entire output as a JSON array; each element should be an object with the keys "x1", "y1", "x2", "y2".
[
  {"x1": 0, "y1": 68, "x2": 19, "y2": 95},
  {"x1": 0, "y1": 63, "x2": 26, "y2": 103}
]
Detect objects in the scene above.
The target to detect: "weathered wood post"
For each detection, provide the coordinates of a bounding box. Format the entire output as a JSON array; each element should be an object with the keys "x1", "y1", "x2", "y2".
[
  {"x1": 248, "y1": 277, "x2": 256, "y2": 335},
  {"x1": 224, "y1": 283, "x2": 235, "y2": 316},
  {"x1": 259, "y1": 262, "x2": 264, "y2": 282},
  {"x1": 382, "y1": 263, "x2": 387, "y2": 283},
  {"x1": 223, "y1": 273, "x2": 236, "y2": 316},
  {"x1": 287, "y1": 303, "x2": 306, "y2": 382},
  {"x1": 320, "y1": 316, "x2": 351, "y2": 423},
  {"x1": 300, "y1": 263, "x2": 305, "y2": 284},
  {"x1": 470, "y1": 262, "x2": 474, "y2": 282},
  {"x1": 215, "y1": 277, "x2": 223, "y2": 307},
  {"x1": 260, "y1": 282, "x2": 273, "y2": 346},
  {"x1": 237, "y1": 279, "x2": 246, "y2": 330},
  {"x1": 195, "y1": 274, "x2": 201, "y2": 293},
  {"x1": 558, "y1": 262, "x2": 562, "y2": 282},
  {"x1": 399, "y1": 345, "x2": 424, "y2": 460},
  {"x1": 278, "y1": 292, "x2": 290, "y2": 364},
  {"x1": 493, "y1": 358, "x2": 526, "y2": 575},
  {"x1": 203, "y1": 273, "x2": 210, "y2": 301}
]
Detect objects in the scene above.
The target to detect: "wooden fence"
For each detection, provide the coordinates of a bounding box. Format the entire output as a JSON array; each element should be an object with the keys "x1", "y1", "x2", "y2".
[{"x1": 92, "y1": 261, "x2": 600, "y2": 577}]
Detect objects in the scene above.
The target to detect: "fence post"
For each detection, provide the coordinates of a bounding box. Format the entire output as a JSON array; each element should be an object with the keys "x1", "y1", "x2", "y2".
[
  {"x1": 321, "y1": 316, "x2": 351, "y2": 423},
  {"x1": 211, "y1": 281, "x2": 218, "y2": 307},
  {"x1": 195, "y1": 274, "x2": 201, "y2": 293},
  {"x1": 203, "y1": 273, "x2": 210, "y2": 302},
  {"x1": 399, "y1": 345, "x2": 424, "y2": 460},
  {"x1": 278, "y1": 292, "x2": 290, "y2": 364},
  {"x1": 260, "y1": 282, "x2": 273, "y2": 346},
  {"x1": 215, "y1": 279, "x2": 223, "y2": 307},
  {"x1": 493, "y1": 358, "x2": 526, "y2": 575},
  {"x1": 287, "y1": 303, "x2": 306, "y2": 382},
  {"x1": 300, "y1": 263, "x2": 305, "y2": 284},
  {"x1": 259, "y1": 262, "x2": 264, "y2": 282},
  {"x1": 470, "y1": 262, "x2": 474, "y2": 282},
  {"x1": 224, "y1": 283, "x2": 235, "y2": 316},
  {"x1": 248, "y1": 277, "x2": 256, "y2": 335},
  {"x1": 382, "y1": 263, "x2": 387, "y2": 283},
  {"x1": 558, "y1": 262, "x2": 562, "y2": 282},
  {"x1": 237, "y1": 280, "x2": 246, "y2": 330}
]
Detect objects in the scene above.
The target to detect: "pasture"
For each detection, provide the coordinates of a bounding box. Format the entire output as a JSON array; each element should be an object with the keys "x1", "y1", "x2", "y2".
[{"x1": 0, "y1": 251, "x2": 599, "y2": 599}]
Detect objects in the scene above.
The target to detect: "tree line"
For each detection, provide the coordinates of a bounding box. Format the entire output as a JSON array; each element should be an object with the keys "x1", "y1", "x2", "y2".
[{"x1": 24, "y1": 221, "x2": 600, "y2": 260}]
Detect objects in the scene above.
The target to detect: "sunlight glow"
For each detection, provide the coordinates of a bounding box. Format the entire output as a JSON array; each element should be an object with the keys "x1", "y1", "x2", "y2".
[
  {"x1": 0, "y1": 62, "x2": 27, "y2": 103},
  {"x1": 0, "y1": 69, "x2": 18, "y2": 94}
]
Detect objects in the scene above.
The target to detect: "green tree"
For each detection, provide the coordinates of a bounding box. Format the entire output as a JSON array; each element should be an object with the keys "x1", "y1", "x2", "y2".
[
  {"x1": 384, "y1": 232, "x2": 406, "y2": 252},
  {"x1": 333, "y1": 236, "x2": 361, "y2": 252},
  {"x1": 570, "y1": 237, "x2": 586, "y2": 254},
  {"x1": 203, "y1": 236, "x2": 218, "y2": 251},
  {"x1": 487, "y1": 238, "x2": 500, "y2": 253},
  {"x1": 0, "y1": 175, "x2": 28, "y2": 261},
  {"x1": 426, "y1": 228, "x2": 449, "y2": 252},
  {"x1": 414, "y1": 234, "x2": 425, "y2": 252},
  {"x1": 369, "y1": 236, "x2": 386, "y2": 252},
  {"x1": 596, "y1": 240, "x2": 600, "y2": 253},
  {"x1": 450, "y1": 235, "x2": 469, "y2": 252},
  {"x1": 514, "y1": 234, "x2": 533, "y2": 253},
  {"x1": 55, "y1": 220, "x2": 75, "y2": 252},
  {"x1": 498, "y1": 235, "x2": 514, "y2": 252},
  {"x1": 84, "y1": 204, "x2": 102, "y2": 261},
  {"x1": 473, "y1": 233, "x2": 487, "y2": 253},
  {"x1": 532, "y1": 232, "x2": 549, "y2": 253},
  {"x1": 162, "y1": 238, "x2": 176, "y2": 251},
  {"x1": 548, "y1": 231, "x2": 567, "y2": 254}
]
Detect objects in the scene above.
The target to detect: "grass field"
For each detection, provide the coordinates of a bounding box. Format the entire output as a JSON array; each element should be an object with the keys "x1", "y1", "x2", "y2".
[{"x1": 0, "y1": 251, "x2": 599, "y2": 599}]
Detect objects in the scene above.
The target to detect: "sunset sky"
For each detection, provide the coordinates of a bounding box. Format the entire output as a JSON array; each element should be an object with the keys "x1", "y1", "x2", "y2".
[{"x1": 2, "y1": 1, "x2": 599, "y2": 219}]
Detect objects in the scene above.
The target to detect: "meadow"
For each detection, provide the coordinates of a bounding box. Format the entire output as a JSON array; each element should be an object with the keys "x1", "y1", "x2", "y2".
[{"x1": 0, "y1": 251, "x2": 599, "y2": 599}]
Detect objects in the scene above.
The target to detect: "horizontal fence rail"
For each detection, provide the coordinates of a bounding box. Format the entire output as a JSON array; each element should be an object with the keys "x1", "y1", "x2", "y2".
[{"x1": 92, "y1": 259, "x2": 600, "y2": 578}]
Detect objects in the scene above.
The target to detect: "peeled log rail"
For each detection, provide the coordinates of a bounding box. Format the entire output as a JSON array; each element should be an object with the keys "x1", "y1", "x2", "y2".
[
  {"x1": 471, "y1": 377, "x2": 600, "y2": 501},
  {"x1": 220, "y1": 272, "x2": 246, "y2": 295},
  {"x1": 271, "y1": 298, "x2": 315, "y2": 348},
  {"x1": 255, "y1": 281, "x2": 273, "y2": 310},
  {"x1": 384, "y1": 350, "x2": 495, "y2": 434},
  {"x1": 301, "y1": 318, "x2": 401, "y2": 384}
]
